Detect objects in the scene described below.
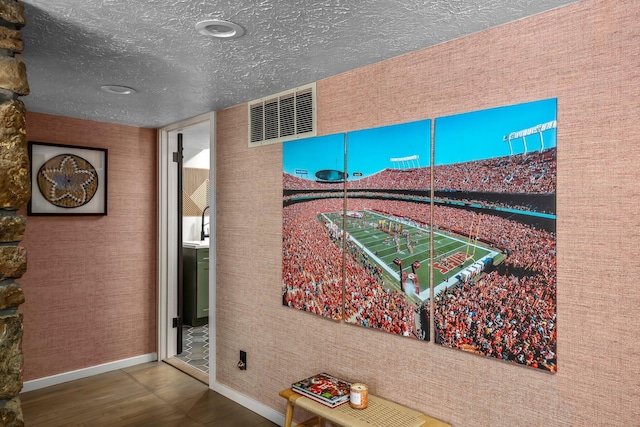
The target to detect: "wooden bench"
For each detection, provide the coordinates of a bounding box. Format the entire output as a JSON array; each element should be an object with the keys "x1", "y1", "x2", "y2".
[{"x1": 279, "y1": 388, "x2": 450, "y2": 427}]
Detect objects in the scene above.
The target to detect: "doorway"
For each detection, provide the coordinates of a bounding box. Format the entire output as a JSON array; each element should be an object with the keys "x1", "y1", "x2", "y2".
[{"x1": 158, "y1": 113, "x2": 215, "y2": 384}]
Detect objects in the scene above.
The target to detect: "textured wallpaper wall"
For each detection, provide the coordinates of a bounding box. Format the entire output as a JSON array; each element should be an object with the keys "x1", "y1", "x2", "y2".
[
  {"x1": 20, "y1": 113, "x2": 158, "y2": 381},
  {"x1": 215, "y1": 0, "x2": 640, "y2": 425}
]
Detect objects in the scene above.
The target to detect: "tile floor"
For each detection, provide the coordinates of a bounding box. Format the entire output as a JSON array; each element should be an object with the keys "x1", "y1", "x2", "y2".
[{"x1": 176, "y1": 324, "x2": 209, "y2": 374}]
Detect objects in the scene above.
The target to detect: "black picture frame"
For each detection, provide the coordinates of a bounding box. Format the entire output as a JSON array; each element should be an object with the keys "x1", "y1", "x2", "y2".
[{"x1": 28, "y1": 141, "x2": 108, "y2": 216}]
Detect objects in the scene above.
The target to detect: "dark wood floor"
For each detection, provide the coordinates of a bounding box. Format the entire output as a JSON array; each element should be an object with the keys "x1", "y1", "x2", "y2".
[{"x1": 20, "y1": 362, "x2": 279, "y2": 427}]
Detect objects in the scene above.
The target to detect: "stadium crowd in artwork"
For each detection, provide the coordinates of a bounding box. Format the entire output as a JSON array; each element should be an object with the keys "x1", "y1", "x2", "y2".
[{"x1": 282, "y1": 100, "x2": 557, "y2": 372}]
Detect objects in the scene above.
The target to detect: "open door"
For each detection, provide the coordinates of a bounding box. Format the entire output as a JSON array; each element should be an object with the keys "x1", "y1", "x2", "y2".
[
  {"x1": 176, "y1": 134, "x2": 184, "y2": 354},
  {"x1": 159, "y1": 116, "x2": 212, "y2": 383}
]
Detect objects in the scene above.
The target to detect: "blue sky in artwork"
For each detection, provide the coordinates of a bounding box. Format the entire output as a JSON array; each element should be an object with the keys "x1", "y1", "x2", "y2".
[
  {"x1": 434, "y1": 98, "x2": 557, "y2": 165},
  {"x1": 283, "y1": 120, "x2": 431, "y2": 180},
  {"x1": 283, "y1": 98, "x2": 557, "y2": 179},
  {"x1": 283, "y1": 133, "x2": 346, "y2": 179},
  {"x1": 348, "y1": 119, "x2": 431, "y2": 177}
]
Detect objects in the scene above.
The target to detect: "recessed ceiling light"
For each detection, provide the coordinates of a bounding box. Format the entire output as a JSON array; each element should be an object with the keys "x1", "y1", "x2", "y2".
[
  {"x1": 195, "y1": 19, "x2": 245, "y2": 39},
  {"x1": 100, "y1": 85, "x2": 136, "y2": 95}
]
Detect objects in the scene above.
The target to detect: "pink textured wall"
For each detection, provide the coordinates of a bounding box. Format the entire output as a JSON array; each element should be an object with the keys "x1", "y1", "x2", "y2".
[
  {"x1": 215, "y1": 1, "x2": 639, "y2": 425},
  {"x1": 20, "y1": 112, "x2": 157, "y2": 381}
]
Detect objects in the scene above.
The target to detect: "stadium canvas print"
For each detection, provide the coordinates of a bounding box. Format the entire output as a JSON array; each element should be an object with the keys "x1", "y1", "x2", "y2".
[
  {"x1": 282, "y1": 120, "x2": 432, "y2": 341},
  {"x1": 432, "y1": 99, "x2": 557, "y2": 372},
  {"x1": 343, "y1": 120, "x2": 431, "y2": 340},
  {"x1": 283, "y1": 134, "x2": 346, "y2": 321}
]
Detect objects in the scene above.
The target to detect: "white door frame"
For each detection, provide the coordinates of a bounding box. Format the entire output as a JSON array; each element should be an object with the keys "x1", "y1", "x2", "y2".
[
  {"x1": 157, "y1": 111, "x2": 216, "y2": 386},
  {"x1": 157, "y1": 112, "x2": 282, "y2": 423}
]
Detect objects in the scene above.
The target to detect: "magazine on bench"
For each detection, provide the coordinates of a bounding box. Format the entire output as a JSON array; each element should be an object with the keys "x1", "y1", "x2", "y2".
[{"x1": 291, "y1": 373, "x2": 351, "y2": 408}]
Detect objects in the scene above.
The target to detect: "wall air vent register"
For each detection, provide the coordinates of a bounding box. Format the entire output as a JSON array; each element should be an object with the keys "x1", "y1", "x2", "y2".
[{"x1": 248, "y1": 82, "x2": 316, "y2": 147}]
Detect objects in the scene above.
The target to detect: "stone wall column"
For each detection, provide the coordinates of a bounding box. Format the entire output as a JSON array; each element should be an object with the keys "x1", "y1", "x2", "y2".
[{"x1": 0, "y1": 1, "x2": 29, "y2": 426}]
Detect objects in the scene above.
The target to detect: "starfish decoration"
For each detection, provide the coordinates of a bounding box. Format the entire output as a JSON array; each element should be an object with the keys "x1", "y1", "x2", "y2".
[{"x1": 40, "y1": 155, "x2": 97, "y2": 205}]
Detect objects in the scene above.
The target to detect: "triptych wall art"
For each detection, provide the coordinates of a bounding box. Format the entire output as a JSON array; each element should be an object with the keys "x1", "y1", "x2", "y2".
[{"x1": 282, "y1": 99, "x2": 557, "y2": 372}]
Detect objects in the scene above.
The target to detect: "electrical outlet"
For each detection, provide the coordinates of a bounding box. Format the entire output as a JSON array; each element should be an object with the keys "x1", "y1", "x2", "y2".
[{"x1": 238, "y1": 350, "x2": 247, "y2": 370}]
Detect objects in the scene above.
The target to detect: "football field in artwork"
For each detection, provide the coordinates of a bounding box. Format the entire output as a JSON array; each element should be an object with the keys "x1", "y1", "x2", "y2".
[{"x1": 321, "y1": 209, "x2": 502, "y2": 302}]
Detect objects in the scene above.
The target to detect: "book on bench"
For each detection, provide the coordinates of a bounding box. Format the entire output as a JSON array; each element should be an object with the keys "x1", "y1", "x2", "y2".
[{"x1": 291, "y1": 373, "x2": 351, "y2": 408}]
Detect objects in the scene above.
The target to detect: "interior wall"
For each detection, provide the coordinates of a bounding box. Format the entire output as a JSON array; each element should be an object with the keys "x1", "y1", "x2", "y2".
[
  {"x1": 183, "y1": 167, "x2": 210, "y2": 241},
  {"x1": 215, "y1": 1, "x2": 639, "y2": 425},
  {"x1": 20, "y1": 112, "x2": 158, "y2": 381}
]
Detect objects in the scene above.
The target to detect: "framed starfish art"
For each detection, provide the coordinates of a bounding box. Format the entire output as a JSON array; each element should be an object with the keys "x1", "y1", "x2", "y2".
[{"x1": 28, "y1": 141, "x2": 108, "y2": 215}]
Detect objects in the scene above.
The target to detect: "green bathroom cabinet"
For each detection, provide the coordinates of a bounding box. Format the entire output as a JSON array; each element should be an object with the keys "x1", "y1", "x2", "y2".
[{"x1": 183, "y1": 247, "x2": 209, "y2": 326}]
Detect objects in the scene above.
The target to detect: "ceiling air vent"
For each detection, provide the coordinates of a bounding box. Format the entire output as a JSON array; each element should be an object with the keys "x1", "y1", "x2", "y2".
[{"x1": 248, "y1": 82, "x2": 316, "y2": 147}]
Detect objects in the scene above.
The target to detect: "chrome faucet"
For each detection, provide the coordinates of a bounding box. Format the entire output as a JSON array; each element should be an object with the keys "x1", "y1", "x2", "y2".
[{"x1": 201, "y1": 205, "x2": 210, "y2": 241}]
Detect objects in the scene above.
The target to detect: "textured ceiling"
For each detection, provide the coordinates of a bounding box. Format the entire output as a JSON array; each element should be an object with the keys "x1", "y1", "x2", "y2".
[{"x1": 20, "y1": 0, "x2": 579, "y2": 129}]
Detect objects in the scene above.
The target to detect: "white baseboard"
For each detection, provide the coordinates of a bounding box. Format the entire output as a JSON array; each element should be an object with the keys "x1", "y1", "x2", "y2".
[
  {"x1": 21, "y1": 353, "x2": 158, "y2": 393},
  {"x1": 210, "y1": 381, "x2": 285, "y2": 426}
]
